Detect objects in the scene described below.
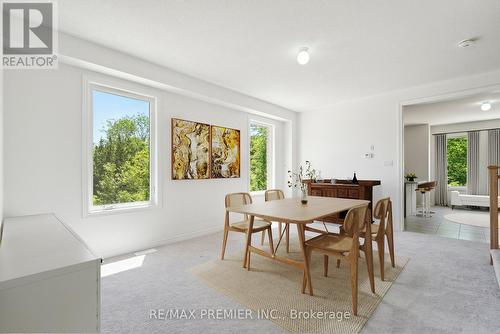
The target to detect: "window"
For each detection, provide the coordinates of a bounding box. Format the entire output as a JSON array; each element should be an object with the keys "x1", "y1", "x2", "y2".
[
  {"x1": 447, "y1": 134, "x2": 467, "y2": 186},
  {"x1": 249, "y1": 121, "x2": 274, "y2": 192},
  {"x1": 85, "y1": 82, "x2": 156, "y2": 214}
]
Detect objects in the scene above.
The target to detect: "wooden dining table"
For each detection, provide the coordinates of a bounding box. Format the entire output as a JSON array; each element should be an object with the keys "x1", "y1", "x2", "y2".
[{"x1": 226, "y1": 195, "x2": 374, "y2": 295}]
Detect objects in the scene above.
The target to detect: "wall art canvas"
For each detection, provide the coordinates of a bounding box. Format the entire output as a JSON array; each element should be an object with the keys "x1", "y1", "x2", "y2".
[
  {"x1": 211, "y1": 125, "x2": 240, "y2": 178},
  {"x1": 171, "y1": 118, "x2": 210, "y2": 180}
]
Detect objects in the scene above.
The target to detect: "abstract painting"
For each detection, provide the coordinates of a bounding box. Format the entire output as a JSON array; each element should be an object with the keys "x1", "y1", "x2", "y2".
[
  {"x1": 171, "y1": 118, "x2": 210, "y2": 180},
  {"x1": 211, "y1": 125, "x2": 240, "y2": 178}
]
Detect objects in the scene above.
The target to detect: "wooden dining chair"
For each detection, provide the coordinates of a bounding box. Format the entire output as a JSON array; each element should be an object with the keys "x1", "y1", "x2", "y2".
[
  {"x1": 303, "y1": 204, "x2": 369, "y2": 316},
  {"x1": 220, "y1": 192, "x2": 274, "y2": 261},
  {"x1": 362, "y1": 197, "x2": 395, "y2": 281},
  {"x1": 260, "y1": 189, "x2": 290, "y2": 253}
]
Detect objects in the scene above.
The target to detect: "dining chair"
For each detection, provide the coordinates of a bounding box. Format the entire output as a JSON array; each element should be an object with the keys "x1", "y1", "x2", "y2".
[
  {"x1": 220, "y1": 192, "x2": 274, "y2": 261},
  {"x1": 303, "y1": 203, "x2": 369, "y2": 316},
  {"x1": 260, "y1": 189, "x2": 290, "y2": 253},
  {"x1": 362, "y1": 197, "x2": 395, "y2": 281}
]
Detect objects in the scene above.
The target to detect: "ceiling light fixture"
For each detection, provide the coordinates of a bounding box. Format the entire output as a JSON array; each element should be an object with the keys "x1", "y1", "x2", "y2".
[
  {"x1": 481, "y1": 101, "x2": 492, "y2": 111},
  {"x1": 297, "y1": 47, "x2": 310, "y2": 65}
]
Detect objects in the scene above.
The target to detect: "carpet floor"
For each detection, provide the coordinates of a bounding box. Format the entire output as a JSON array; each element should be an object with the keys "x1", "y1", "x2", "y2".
[{"x1": 101, "y1": 229, "x2": 500, "y2": 334}]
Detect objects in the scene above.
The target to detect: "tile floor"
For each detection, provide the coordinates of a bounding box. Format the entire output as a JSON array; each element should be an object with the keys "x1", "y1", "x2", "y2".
[{"x1": 405, "y1": 205, "x2": 490, "y2": 243}]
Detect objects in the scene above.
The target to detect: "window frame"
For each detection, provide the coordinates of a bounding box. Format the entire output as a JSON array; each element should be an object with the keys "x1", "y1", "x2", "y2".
[
  {"x1": 83, "y1": 78, "x2": 158, "y2": 217},
  {"x1": 248, "y1": 119, "x2": 275, "y2": 195}
]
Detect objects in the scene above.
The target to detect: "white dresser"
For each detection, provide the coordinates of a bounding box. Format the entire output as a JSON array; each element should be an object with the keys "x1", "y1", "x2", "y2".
[{"x1": 0, "y1": 214, "x2": 101, "y2": 333}]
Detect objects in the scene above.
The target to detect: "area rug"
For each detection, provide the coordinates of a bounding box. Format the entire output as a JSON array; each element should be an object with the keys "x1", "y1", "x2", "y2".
[
  {"x1": 444, "y1": 212, "x2": 494, "y2": 228},
  {"x1": 190, "y1": 243, "x2": 408, "y2": 334}
]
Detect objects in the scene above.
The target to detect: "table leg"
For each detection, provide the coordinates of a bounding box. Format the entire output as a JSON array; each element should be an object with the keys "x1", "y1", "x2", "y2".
[
  {"x1": 243, "y1": 215, "x2": 254, "y2": 268},
  {"x1": 297, "y1": 223, "x2": 313, "y2": 295}
]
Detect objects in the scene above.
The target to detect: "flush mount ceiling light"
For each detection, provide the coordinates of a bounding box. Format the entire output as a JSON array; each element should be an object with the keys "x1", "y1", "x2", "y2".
[
  {"x1": 297, "y1": 47, "x2": 310, "y2": 65},
  {"x1": 457, "y1": 38, "x2": 477, "y2": 48},
  {"x1": 481, "y1": 101, "x2": 492, "y2": 111}
]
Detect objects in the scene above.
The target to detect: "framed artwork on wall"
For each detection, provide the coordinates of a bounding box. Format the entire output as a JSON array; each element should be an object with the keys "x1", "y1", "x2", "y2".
[
  {"x1": 211, "y1": 125, "x2": 241, "y2": 178},
  {"x1": 171, "y1": 118, "x2": 210, "y2": 180}
]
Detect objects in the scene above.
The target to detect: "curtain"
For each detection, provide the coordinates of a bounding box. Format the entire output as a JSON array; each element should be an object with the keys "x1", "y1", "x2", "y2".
[
  {"x1": 435, "y1": 134, "x2": 448, "y2": 206},
  {"x1": 489, "y1": 129, "x2": 500, "y2": 166},
  {"x1": 489, "y1": 129, "x2": 500, "y2": 193},
  {"x1": 467, "y1": 131, "x2": 480, "y2": 195}
]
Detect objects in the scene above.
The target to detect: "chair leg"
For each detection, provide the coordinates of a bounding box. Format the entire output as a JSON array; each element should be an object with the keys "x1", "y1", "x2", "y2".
[
  {"x1": 350, "y1": 255, "x2": 359, "y2": 316},
  {"x1": 260, "y1": 230, "x2": 265, "y2": 245},
  {"x1": 278, "y1": 222, "x2": 282, "y2": 237},
  {"x1": 286, "y1": 223, "x2": 290, "y2": 253},
  {"x1": 386, "y1": 232, "x2": 395, "y2": 268},
  {"x1": 336, "y1": 259, "x2": 341, "y2": 268},
  {"x1": 246, "y1": 248, "x2": 251, "y2": 271},
  {"x1": 302, "y1": 271, "x2": 307, "y2": 293},
  {"x1": 220, "y1": 226, "x2": 229, "y2": 260},
  {"x1": 267, "y1": 227, "x2": 274, "y2": 255},
  {"x1": 377, "y1": 238, "x2": 385, "y2": 281},
  {"x1": 323, "y1": 255, "x2": 329, "y2": 277},
  {"x1": 364, "y1": 238, "x2": 375, "y2": 293}
]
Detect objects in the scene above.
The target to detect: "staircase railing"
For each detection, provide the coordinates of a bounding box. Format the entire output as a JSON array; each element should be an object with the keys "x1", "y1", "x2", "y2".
[{"x1": 488, "y1": 165, "x2": 500, "y2": 263}]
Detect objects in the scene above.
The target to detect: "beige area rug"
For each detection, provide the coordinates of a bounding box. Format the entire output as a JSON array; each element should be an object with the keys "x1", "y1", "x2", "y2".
[
  {"x1": 444, "y1": 211, "x2": 494, "y2": 228},
  {"x1": 190, "y1": 243, "x2": 409, "y2": 334}
]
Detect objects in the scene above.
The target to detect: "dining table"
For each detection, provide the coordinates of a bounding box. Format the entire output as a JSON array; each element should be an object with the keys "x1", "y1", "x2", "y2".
[{"x1": 225, "y1": 195, "x2": 374, "y2": 295}]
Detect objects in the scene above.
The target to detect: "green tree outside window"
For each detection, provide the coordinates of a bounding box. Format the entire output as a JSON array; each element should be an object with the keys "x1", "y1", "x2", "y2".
[
  {"x1": 447, "y1": 136, "x2": 467, "y2": 186},
  {"x1": 93, "y1": 114, "x2": 150, "y2": 205},
  {"x1": 249, "y1": 124, "x2": 268, "y2": 192}
]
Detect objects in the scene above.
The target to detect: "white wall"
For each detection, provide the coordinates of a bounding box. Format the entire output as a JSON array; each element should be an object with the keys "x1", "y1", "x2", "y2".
[
  {"x1": 299, "y1": 69, "x2": 500, "y2": 231},
  {"x1": 404, "y1": 124, "x2": 430, "y2": 205},
  {"x1": 404, "y1": 124, "x2": 430, "y2": 179},
  {"x1": 431, "y1": 119, "x2": 500, "y2": 134},
  {"x1": 3, "y1": 36, "x2": 297, "y2": 258},
  {"x1": 0, "y1": 68, "x2": 3, "y2": 221}
]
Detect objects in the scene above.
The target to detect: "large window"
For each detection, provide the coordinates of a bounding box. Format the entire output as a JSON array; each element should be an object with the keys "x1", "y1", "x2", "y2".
[
  {"x1": 249, "y1": 121, "x2": 274, "y2": 192},
  {"x1": 85, "y1": 82, "x2": 156, "y2": 214},
  {"x1": 447, "y1": 134, "x2": 467, "y2": 186}
]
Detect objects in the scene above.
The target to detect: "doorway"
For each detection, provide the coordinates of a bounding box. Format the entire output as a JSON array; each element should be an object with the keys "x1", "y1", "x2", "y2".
[{"x1": 402, "y1": 88, "x2": 500, "y2": 243}]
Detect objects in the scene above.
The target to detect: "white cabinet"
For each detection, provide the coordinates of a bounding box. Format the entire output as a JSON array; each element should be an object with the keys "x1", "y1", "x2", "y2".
[
  {"x1": 405, "y1": 182, "x2": 418, "y2": 216},
  {"x1": 0, "y1": 214, "x2": 101, "y2": 333}
]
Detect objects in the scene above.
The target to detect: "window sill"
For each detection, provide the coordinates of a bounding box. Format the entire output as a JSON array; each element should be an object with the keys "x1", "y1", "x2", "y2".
[
  {"x1": 250, "y1": 190, "x2": 266, "y2": 196},
  {"x1": 85, "y1": 202, "x2": 156, "y2": 217}
]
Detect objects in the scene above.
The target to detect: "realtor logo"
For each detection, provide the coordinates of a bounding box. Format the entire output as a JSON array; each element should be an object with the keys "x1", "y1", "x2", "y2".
[{"x1": 2, "y1": 1, "x2": 57, "y2": 68}]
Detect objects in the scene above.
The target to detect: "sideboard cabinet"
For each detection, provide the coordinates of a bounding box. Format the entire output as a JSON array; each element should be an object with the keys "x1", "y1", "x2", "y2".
[{"x1": 304, "y1": 179, "x2": 381, "y2": 223}]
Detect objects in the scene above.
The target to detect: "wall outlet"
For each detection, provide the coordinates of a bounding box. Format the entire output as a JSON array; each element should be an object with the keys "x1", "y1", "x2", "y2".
[{"x1": 364, "y1": 153, "x2": 375, "y2": 159}]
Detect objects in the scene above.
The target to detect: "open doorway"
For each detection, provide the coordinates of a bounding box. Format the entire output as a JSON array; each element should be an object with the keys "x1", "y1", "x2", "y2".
[{"x1": 402, "y1": 88, "x2": 500, "y2": 242}]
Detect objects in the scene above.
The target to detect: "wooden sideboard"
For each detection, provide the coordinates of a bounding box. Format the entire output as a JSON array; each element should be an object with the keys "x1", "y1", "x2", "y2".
[{"x1": 304, "y1": 179, "x2": 381, "y2": 223}]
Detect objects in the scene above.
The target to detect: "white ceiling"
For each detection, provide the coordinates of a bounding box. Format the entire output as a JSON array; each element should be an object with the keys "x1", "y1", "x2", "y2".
[
  {"x1": 57, "y1": 0, "x2": 500, "y2": 112},
  {"x1": 404, "y1": 89, "x2": 500, "y2": 125}
]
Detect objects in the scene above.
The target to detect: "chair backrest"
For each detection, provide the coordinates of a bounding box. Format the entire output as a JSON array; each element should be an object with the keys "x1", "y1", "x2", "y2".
[
  {"x1": 343, "y1": 204, "x2": 369, "y2": 238},
  {"x1": 374, "y1": 197, "x2": 391, "y2": 238},
  {"x1": 225, "y1": 192, "x2": 252, "y2": 221},
  {"x1": 265, "y1": 189, "x2": 285, "y2": 202}
]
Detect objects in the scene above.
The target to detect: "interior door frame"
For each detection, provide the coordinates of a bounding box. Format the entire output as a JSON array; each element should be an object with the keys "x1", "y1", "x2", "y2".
[{"x1": 398, "y1": 83, "x2": 500, "y2": 231}]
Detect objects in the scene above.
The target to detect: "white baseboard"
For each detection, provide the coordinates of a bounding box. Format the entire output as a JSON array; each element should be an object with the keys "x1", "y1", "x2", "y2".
[{"x1": 100, "y1": 224, "x2": 223, "y2": 260}]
